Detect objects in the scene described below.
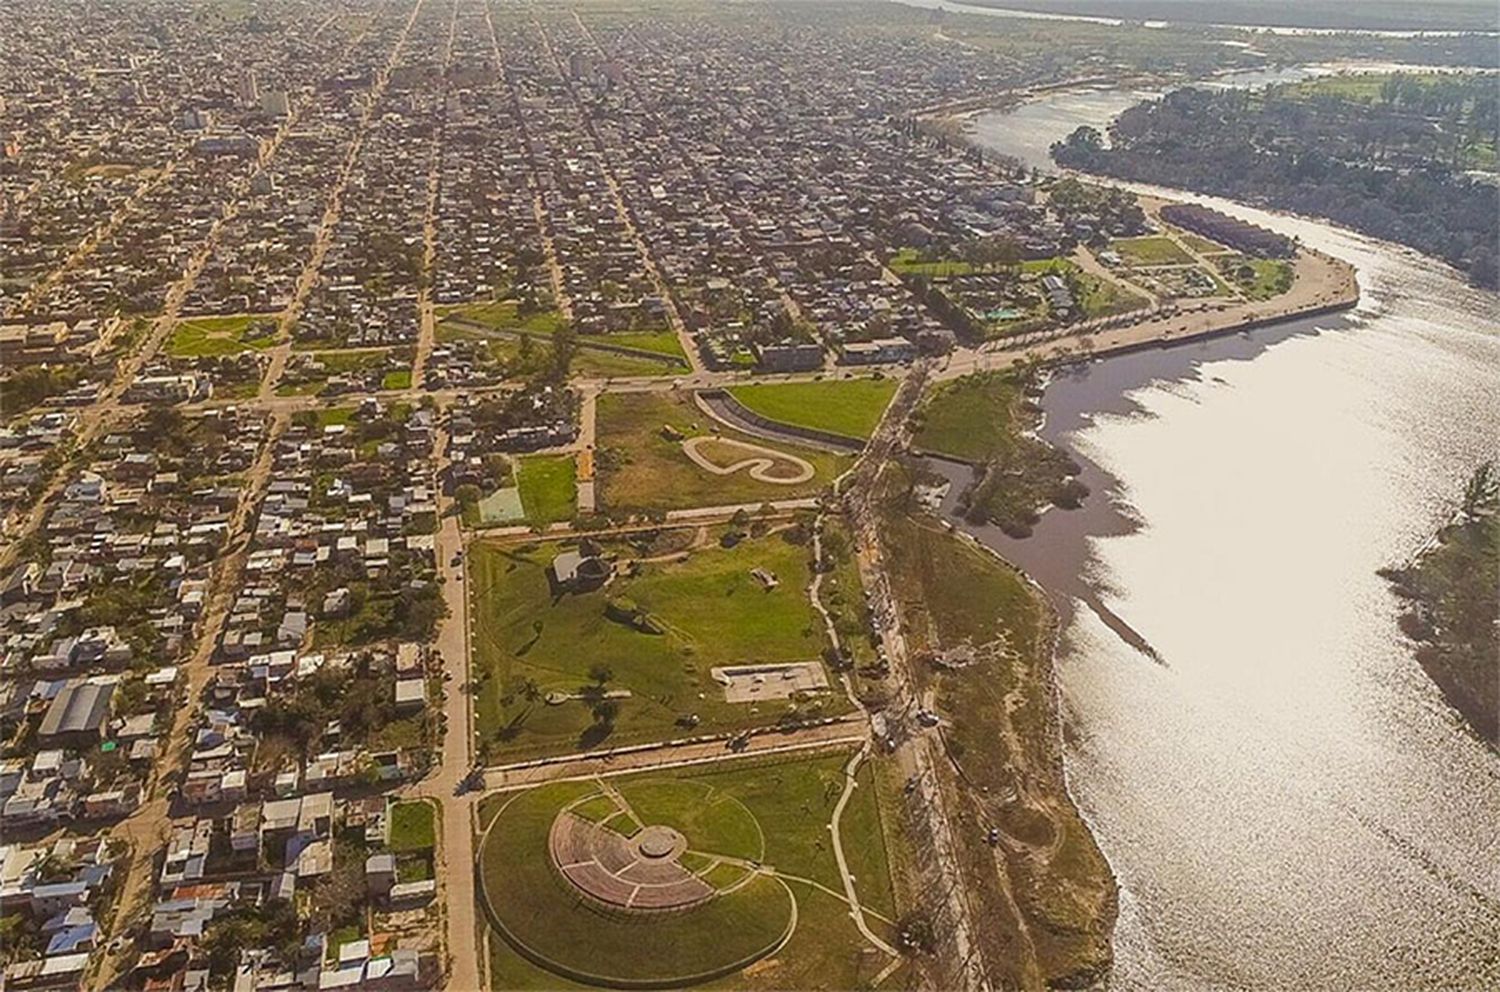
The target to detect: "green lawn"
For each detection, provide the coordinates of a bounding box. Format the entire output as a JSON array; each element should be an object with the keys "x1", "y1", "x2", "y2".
[
  {"x1": 599, "y1": 328, "x2": 687, "y2": 360},
  {"x1": 440, "y1": 298, "x2": 568, "y2": 337},
  {"x1": 477, "y1": 751, "x2": 903, "y2": 990},
  {"x1": 515, "y1": 454, "x2": 576, "y2": 525},
  {"x1": 469, "y1": 531, "x2": 843, "y2": 758},
  {"x1": 1218, "y1": 255, "x2": 1295, "y2": 301},
  {"x1": 1110, "y1": 235, "x2": 1192, "y2": 266},
  {"x1": 727, "y1": 378, "x2": 896, "y2": 441},
  {"x1": 612, "y1": 778, "x2": 764, "y2": 862},
  {"x1": 889, "y1": 248, "x2": 975, "y2": 278},
  {"x1": 914, "y1": 371, "x2": 1025, "y2": 463},
  {"x1": 595, "y1": 391, "x2": 850, "y2": 515},
  {"x1": 381, "y1": 370, "x2": 412, "y2": 390},
  {"x1": 389, "y1": 800, "x2": 436, "y2": 853},
  {"x1": 167, "y1": 314, "x2": 279, "y2": 357},
  {"x1": 1175, "y1": 230, "x2": 1229, "y2": 254}
]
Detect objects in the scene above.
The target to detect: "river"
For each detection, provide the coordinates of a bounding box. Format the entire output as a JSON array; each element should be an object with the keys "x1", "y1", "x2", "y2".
[{"x1": 948, "y1": 85, "x2": 1500, "y2": 989}]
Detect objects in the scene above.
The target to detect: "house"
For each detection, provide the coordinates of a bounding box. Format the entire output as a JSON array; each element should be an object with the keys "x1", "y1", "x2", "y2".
[
  {"x1": 754, "y1": 341, "x2": 823, "y2": 372},
  {"x1": 365, "y1": 853, "x2": 395, "y2": 897},
  {"x1": 37, "y1": 678, "x2": 115, "y2": 745},
  {"x1": 548, "y1": 551, "x2": 612, "y2": 591},
  {"x1": 394, "y1": 679, "x2": 426, "y2": 712}
]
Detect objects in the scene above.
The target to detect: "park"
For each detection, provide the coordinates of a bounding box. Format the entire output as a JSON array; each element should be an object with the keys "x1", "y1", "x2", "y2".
[
  {"x1": 476, "y1": 751, "x2": 905, "y2": 989},
  {"x1": 467, "y1": 525, "x2": 850, "y2": 761}
]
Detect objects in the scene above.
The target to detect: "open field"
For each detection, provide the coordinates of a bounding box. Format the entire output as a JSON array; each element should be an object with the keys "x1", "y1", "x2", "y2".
[
  {"x1": 468, "y1": 529, "x2": 845, "y2": 759},
  {"x1": 516, "y1": 454, "x2": 577, "y2": 525},
  {"x1": 439, "y1": 297, "x2": 568, "y2": 337},
  {"x1": 1110, "y1": 235, "x2": 1192, "y2": 266},
  {"x1": 571, "y1": 347, "x2": 680, "y2": 379},
  {"x1": 913, "y1": 371, "x2": 1025, "y2": 464},
  {"x1": 389, "y1": 799, "x2": 436, "y2": 853},
  {"x1": 166, "y1": 313, "x2": 279, "y2": 357},
  {"x1": 477, "y1": 750, "x2": 900, "y2": 989},
  {"x1": 595, "y1": 392, "x2": 850, "y2": 515},
  {"x1": 727, "y1": 378, "x2": 897, "y2": 440},
  {"x1": 599, "y1": 328, "x2": 687, "y2": 361},
  {"x1": 889, "y1": 247, "x2": 978, "y2": 278}
]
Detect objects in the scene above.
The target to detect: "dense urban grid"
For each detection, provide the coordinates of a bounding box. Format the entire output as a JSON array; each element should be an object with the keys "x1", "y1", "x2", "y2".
[{"x1": 2, "y1": 1, "x2": 1484, "y2": 990}]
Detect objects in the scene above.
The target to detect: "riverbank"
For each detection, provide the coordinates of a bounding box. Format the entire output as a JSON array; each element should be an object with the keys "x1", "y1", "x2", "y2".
[
  {"x1": 876, "y1": 464, "x2": 1117, "y2": 988},
  {"x1": 944, "y1": 65, "x2": 1500, "y2": 991}
]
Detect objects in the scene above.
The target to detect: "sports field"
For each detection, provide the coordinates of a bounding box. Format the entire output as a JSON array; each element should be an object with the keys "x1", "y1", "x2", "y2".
[
  {"x1": 468, "y1": 530, "x2": 846, "y2": 759},
  {"x1": 516, "y1": 454, "x2": 577, "y2": 525},
  {"x1": 477, "y1": 750, "x2": 902, "y2": 990}
]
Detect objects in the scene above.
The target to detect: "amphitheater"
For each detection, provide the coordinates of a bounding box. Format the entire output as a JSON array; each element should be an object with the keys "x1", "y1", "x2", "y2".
[{"x1": 549, "y1": 813, "x2": 716, "y2": 911}]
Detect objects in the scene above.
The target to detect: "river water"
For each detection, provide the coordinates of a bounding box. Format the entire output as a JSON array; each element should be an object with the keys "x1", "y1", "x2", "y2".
[{"x1": 952, "y1": 87, "x2": 1500, "y2": 989}]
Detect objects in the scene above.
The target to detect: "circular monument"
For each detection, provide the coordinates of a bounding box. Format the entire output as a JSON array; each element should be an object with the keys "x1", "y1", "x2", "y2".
[{"x1": 477, "y1": 780, "x2": 796, "y2": 989}]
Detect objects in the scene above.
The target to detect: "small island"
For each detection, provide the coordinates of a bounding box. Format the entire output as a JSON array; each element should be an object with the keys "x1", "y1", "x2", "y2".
[{"x1": 1383, "y1": 463, "x2": 1499, "y2": 746}]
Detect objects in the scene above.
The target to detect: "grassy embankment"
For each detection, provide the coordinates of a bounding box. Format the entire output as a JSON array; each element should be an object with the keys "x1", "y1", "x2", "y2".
[
  {"x1": 728, "y1": 378, "x2": 897, "y2": 441},
  {"x1": 439, "y1": 298, "x2": 687, "y2": 377},
  {"x1": 877, "y1": 464, "x2": 1116, "y2": 988},
  {"x1": 912, "y1": 371, "x2": 1087, "y2": 537}
]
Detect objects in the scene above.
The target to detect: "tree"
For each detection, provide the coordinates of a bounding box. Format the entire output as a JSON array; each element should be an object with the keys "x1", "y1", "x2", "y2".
[
  {"x1": 591, "y1": 697, "x2": 620, "y2": 727},
  {"x1": 588, "y1": 662, "x2": 613, "y2": 686},
  {"x1": 455, "y1": 483, "x2": 481, "y2": 507},
  {"x1": 1461, "y1": 460, "x2": 1497, "y2": 522}
]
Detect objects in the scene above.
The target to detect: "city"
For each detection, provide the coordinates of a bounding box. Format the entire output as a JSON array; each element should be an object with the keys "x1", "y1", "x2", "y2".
[{"x1": 1, "y1": 2, "x2": 1496, "y2": 991}]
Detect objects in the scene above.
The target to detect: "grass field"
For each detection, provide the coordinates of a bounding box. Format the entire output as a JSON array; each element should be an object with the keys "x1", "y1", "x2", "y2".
[
  {"x1": 889, "y1": 248, "x2": 976, "y2": 278},
  {"x1": 516, "y1": 454, "x2": 576, "y2": 525},
  {"x1": 1173, "y1": 230, "x2": 1229, "y2": 254},
  {"x1": 440, "y1": 298, "x2": 568, "y2": 337},
  {"x1": 1110, "y1": 235, "x2": 1193, "y2": 266},
  {"x1": 478, "y1": 751, "x2": 901, "y2": 990},
  {"x1": 598, "y1": 328, "x2": 687, "y2": 361},
  {"x1": 389, "y1": 800, "x2": 436, "y2": 853},
  {"x1": 1218, "y1": 255, "x2": 1295, "y2": 301},
  {"x1": 167, "y1": 314, "x2": 279, "y2": 357},
  {"x1": 571, "y1": 347, "x2": 679, "y2": 379},
  {"x1": 914, "y1": 371, "x2": 1025, "y2": 463},
  {"x1": 469, "y1": 530, "x2": 844, "y2": 758},
  {"x1": 381, "y1": 370, "x2": 412, "y2": 390},
  {"x1": 595, "y1": 392, "x2": 850, "y2": 515},
  {"x1": 728, "y1": 378, "x2": 897, "y2": 440}
]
